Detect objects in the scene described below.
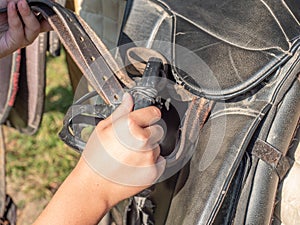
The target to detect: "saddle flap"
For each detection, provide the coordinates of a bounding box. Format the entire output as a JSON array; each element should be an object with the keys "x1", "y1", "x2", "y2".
[
  {"x1": 6, "y1": 33, "x2": 47, "y2": 135},
  {"x1": 0, "y1": 51, "x2": 20, "y2": 124},
  {"x1": 120, "y1": 0, "x2": 300, "y2": 99}
]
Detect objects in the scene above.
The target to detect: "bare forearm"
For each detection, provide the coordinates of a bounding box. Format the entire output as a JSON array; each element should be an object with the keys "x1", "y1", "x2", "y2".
[
  {"x1": 33, "y1": 94, "x2": 165, "y2": 224},
  {"x1": 33, "y1": 157, "x2": 111, "y2": 225}
]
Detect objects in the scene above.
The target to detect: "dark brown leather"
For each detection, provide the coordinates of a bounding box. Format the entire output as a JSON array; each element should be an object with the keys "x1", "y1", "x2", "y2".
[
  {"x1": 0, "y1": 0, "x2": 133, "y2": 133},
  {"x1": 27, "y1": 0, "x2": 132, "y2": 105}
]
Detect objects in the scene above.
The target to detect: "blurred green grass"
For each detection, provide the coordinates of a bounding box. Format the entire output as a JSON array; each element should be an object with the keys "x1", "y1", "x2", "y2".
[{"x1": 5, "y1": 49, "x2": 80, "y2": 202}]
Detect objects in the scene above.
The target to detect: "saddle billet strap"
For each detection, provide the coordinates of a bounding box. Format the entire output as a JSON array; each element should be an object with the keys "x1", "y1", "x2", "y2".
[
  {"x1": 213, "y1": 75, "x2": 300, "y2": 225},
  {"x1": 164, "y1": 97, "x2": 214, "y2": 166},
  {"x1": 233, "y1": 77, "x2": 300, "y2": 225},
  {"x1": 23, "y1": 0, "x2": 132, "y2": 106},
  {"x1": 47, "y1": 0, "x2": 67, "y2": 56}
]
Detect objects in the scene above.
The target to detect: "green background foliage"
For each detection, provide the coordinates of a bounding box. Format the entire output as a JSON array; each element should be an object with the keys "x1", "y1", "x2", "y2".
[{"x1": 4, "y1": 50, "x2": 80, "y2": 223}]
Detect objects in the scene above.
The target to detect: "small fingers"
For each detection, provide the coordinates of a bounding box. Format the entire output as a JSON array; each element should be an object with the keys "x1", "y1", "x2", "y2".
[
  {"x1": 129, "y1": 106, "x2": 161, "y2": 127},
  {"x1": 6, "y1": 1, "x2": 23, "y2": 47},
  {"x1": 102, "y1": 93, "x2": 161, "y2": 129},
  {"x1": 7, "y1": 2, "x2": 22, "y2": 31},
  {"x1": 111, "y1": 92, "x2": 134, "y2": 121},
  {"x1": 108, "y1": 113, "x2": 163, "y2": 152},
  {"x1": 155, "y1": 156, "x2": 166, "y2": 179},
  {"x1": 0, "y1": 0, "x2": 18, "y2": 8},
  {"x1": 17, "y1": 0, "x2": 41, "y2": 42},
  {"x1": 152, "y1": 145, "x2": 162, "y2": 162},
  {"x1": 146, "y1": 124, "x2": 164, "y2": 147},
  {"x1": 129, "y1": 123, "x2": 164, "y2": 149}
]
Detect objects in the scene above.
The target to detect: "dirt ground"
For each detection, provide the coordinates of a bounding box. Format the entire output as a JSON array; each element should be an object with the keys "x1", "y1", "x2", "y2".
[{"x1": 6, "y1": 179, "x2": 49, "y2": 225}]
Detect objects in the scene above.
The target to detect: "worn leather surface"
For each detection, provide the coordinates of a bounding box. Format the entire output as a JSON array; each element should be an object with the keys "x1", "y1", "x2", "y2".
[
  {"x1": 1, "y1": 1, "x2": 299, "y2": 224},
  {"x1": 28, "y1": 0, "x2": 130, "y2": 105},
  {"x1": 115, "y1": 0, "x2": 300, "y2": 224},
  {"x1": 22, "y1": 1, "x2": 299, "y2": 224},
  {"x1": 164, "y1": 64, "x2": 300, "y2": 225},
  {"x1": 120, "y1": 0, "x2": 300, "y2": 100},
  {"x1": 233, "y1": 76, "x2": 300, "y2": 225}
]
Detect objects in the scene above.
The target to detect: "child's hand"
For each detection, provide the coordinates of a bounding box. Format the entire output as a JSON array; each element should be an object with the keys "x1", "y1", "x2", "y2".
[
  {"x1": 82, "y1": 92, "x2": 166, "y2": 206},
  {"x1": 33, "y1": 93, "x2": 166, "y2": 224},
  {"x1": 0, "y1": 0, "x2": 51, "y2": 58}
]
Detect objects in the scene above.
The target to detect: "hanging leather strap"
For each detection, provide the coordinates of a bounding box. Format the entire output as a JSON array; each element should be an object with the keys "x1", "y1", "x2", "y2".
[
  {"x1": 1, "y1": 0, "x2": 136, "y2": 106},
  {"x1": 47, "y1": 0, "x2": 67, "y2": 56},
  {"x1": 32, "y1": 0, "x2": 130, "y2": 105}
]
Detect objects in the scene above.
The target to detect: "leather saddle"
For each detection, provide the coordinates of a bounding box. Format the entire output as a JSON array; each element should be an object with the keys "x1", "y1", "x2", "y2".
[
  {"x1": 0, "y1": 33, "x2": 47, "y2": 134},
  {"x1": 0, "y1": 0, "x2": 68, "y2": 134},
  {"x1": 0, "y1": 0, "x2": 299, "y2": 224},
  {"x1": 111, "y1": 1, "x2": 300, "y2": 224}
]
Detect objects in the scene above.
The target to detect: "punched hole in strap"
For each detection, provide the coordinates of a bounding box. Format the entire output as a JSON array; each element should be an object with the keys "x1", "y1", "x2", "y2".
[{"x1": 113, "y1": 95, "x2": 119, "y2": 101}]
